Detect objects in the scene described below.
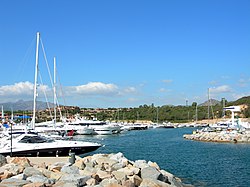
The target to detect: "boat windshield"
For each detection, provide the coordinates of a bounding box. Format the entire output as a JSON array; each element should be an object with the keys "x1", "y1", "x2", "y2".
[{"x1": 18, "y1": 135, "x2": 54, "y2": 143}]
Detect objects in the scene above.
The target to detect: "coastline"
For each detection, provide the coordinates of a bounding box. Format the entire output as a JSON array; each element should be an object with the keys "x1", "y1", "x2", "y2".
[
  {"x1": 183, "y1": 130, "x2": 250, "y2": 143},
  {"x1": 0, "y1": 152, "x2": 188, "y2": 187}
]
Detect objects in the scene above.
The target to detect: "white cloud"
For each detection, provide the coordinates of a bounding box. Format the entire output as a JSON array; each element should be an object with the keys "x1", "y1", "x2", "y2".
[
  {"x1": 69, "y1": 82, "x2": 119, "y2": 96},
  {"x1": 209, "y1": 85, "x2": 232, "y2": 94},
  {"x1": 0, "y1": 81, "x2": 33, "y2": 96},
  {"x1": 123, "y1": 87, "x2": 137, "y2": 94},
  {"x1": 0, "y1": 81, "x2": 52, "y2": 102}
]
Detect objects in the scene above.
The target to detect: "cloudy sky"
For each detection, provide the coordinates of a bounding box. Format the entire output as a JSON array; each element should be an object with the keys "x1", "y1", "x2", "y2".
[{"x1": 0, "y1": 0, "x2": 250, "y2": 108}]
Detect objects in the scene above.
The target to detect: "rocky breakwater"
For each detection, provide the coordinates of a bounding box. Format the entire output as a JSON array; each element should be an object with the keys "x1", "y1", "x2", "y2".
[
  {"x1": 183, "y1": 130, "x2": 250, "y2": 143},
  {"x1": 0, "y1": 152, "x2": 186, "y2": 187}
]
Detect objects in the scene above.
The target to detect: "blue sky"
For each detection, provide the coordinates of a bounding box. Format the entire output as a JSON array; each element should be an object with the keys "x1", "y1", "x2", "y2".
[{"x1": 0, "y1": 0, "x2": 250, "y2": 108}]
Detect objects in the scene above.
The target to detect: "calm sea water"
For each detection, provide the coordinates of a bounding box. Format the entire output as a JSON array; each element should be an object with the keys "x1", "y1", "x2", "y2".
[{"x1": 74, "y1": 128, "x2": 250, "y2": 187}]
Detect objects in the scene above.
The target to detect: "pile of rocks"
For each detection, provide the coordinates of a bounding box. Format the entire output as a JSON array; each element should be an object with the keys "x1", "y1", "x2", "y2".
[
  {"x1": 0, "y1": 152, "x2": 185, "y2": 187},
  {"x1": 183, "y1": 131, "x2": 250, "y2": 143}
]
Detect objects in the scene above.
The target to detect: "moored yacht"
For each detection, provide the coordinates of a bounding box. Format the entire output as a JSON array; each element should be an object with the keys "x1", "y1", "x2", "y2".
[
  {"x1": 0, "y1": 133, "x2": 102, "y2": 157},
  {"x1": 86, "y1": 120, "x2": 121, "y2": 135}
]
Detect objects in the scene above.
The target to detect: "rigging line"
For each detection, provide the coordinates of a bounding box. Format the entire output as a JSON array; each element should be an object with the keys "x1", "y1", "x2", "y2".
[
  {"x1": 56, "y1": 71, "x2": 69, "y2": 117},
  {"x1": 17, "y1": 36, "x2": 36, "y2": 82},
  {"x1": 38, "y1": 72, "x2": 53, "y2": 120},
  {"x1": 40, "y1": 37, "x2": 54, "y2": 88}
]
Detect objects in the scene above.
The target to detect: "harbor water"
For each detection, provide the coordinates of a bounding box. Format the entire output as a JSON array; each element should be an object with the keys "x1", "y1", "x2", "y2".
[{"x1": 75, "y1": 128, "x2": 250, "y2": 187}]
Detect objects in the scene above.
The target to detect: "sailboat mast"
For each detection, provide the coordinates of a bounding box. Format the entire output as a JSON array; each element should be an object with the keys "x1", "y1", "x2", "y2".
[
  {"x1": 195, "y1": 103, "x2": 198, "y2": 122},
  {"x1": 32, "y1": 32, "x2": 40, "y2": 129},
  {"x1": 54, "y1": 57, "x2": 56, "y2": 126},
  {"x1": 207, "y1": 88, "x2": 210, "y2": 120},
  {"x1": 1, "y1": 105, "x2": 4, "y2": 123}
]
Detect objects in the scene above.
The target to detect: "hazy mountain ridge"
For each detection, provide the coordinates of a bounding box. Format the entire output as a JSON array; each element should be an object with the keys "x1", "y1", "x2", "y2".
[
  {"x1": 0, "y1": 100, "x2": 54, "y2": 111},
  {"x1": 199, "y1": 99, "x2": 221, "y2": 106},
  {"x1": 1, "y1": 96, "x2": 250, "y2": 111}
]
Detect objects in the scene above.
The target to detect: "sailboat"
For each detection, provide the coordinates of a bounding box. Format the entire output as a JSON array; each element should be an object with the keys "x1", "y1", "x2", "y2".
[{"x1": 0, "y1": 32, "x2": 102, "y2": 156}]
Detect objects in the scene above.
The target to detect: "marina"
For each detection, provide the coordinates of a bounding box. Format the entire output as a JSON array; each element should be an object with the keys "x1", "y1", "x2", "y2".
[
  {"x1": 77, "y1": 127, "x2": 250, "y2": 187},
  {"x1": 0, "y1": 1, "x2": 250, "y2": 186}
]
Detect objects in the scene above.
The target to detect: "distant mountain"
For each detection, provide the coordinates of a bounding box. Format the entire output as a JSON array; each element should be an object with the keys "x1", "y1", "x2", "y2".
[
  {"x1": 199, "y1": 99, "x2": 221, "y2": 106},
  {"x1": 0, "y1": 100, "x2": 54, "y2": 111}
]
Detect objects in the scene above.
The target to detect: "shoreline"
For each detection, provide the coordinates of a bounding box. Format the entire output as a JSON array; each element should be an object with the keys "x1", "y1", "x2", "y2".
[
  {"x1": 183, "y1": 130, "x2": 250, "y2": 143},
  {"x1": 0, "y1": 152, "x2": 188, "y2": 187}
]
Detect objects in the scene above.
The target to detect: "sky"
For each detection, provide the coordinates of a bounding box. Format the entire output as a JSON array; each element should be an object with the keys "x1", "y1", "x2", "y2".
[{"x1": 0, "y1": 0, "x2": 250, "y2": 108}]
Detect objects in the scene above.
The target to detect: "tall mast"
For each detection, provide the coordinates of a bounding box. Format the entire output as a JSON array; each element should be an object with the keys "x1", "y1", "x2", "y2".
[
  {"x1": 222, "y1": 98, "x2": 225, "y2": 118},
  {"x1": 1, "y1": 105, "x2": 4, "y2": 122},
  {"x1": 32, "y1": 32, "x2": 40, "y2": 129},
  {"x1": 195, "y1": 103, "x2": 198, "y2": 122},
  {"x1": 156, "y1": 107, "x2": 159, "y2": 124},
  {"x1": 53, "y1": 57, "x2": 56, "y2": 126},
  {"x1": 207, "y1": 88, "x2": 210, "y2": 120}
]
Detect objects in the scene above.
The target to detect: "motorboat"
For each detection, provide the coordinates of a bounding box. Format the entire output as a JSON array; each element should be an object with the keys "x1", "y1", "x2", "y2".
[
  {"x1": 65, "y1": 119, "x2": 95, "y2": 135},
  {"x1": 68, "y1": 118, "x2": 121, "y2": 135},
  {"x1": 1, "y1": 123, "x2": 38, "y2": 136},
  {"x1": 89, "y1": 121, "x2": 121, "y2": 135},
  {"x1": 0, "y1": 133, "x2": 102, "y2": 157}
]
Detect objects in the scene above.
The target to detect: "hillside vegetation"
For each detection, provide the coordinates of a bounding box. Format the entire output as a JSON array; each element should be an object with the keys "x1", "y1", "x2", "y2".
[{"x1": 2, "y1": 96, "x2": 250, "y2": 123}]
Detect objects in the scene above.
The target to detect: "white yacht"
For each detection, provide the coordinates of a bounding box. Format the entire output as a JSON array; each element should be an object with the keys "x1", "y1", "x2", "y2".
[
  {"x1": 84, "y1": 120, "x2": 121, "y2": 135},
  {"x1": 0, "y1": 133, "x2": 102, "y2": 157},
  {"x1": 65, "y1": 116, "x2": 95, "y2": 135}
]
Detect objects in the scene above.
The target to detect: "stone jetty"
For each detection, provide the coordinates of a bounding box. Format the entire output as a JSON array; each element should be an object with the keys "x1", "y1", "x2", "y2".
[
  {"x1": 183, "y1": 130, "x2": 250, "y2": 143},
  {"x1": 0, "y1": 152, "x2": 186, "y2": 187}
]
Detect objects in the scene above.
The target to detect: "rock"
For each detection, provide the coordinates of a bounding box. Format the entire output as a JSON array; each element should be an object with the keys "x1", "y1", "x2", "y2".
[
  {"x1": 95, "y1": 157, "x2": 119, "y2": 168},
  {"x1": 0, "y1": 155, "x2": 7, "y2": 167},
  {"x1": 106, "y1": 183, "x2": 123, "y2": 187},
  {"x1": 0, "y1": 170, "x2": 14, "y2": 180},
  {"x1": 72, "y1": 159, "x2": 85, "y2": 170},
  {"x1": 122, "y1": 179, "x2": 135, "y2": 187},
  {"x1": 148, "y1": 161, "x2": 160, "y2": 170},
  {"x1": 4, "y1": 163, "x2": 25, "y2": 175},
  {"x1": 37, "y1": 168, "x2": 52, "y2": 178},
  {"x1": 9, "y1": 157, "x2": 31, "y2": 168},
  {"x1": 52, "y1": 181, "x2": 78, "y2": 187},
  {"x1": 0, "y1": 178, "x2": 30, "y2": 186},
  {"x1": 86, "y1": 178, "x2": 98, "y2": 186},
  {"x1": 96, "y1": 169, "x2": 112, "y2": 179},
  {"x1": 128, "y1": 175, "x2": 142, "y2": 186},
  {"x1": 134, "y1": 160, "x2": 148, "y2": 169},
  {"x1": 60, "y1": 165, "x2": 79, "y2": 174},
  {"x1": 117, "y1": 165, "x2": 140, "y2": 176},
  {"x1": 26, "y1": 174, "x2": 50, "y2": 184},
  {"x1": 112, "y1": 170, "x2": 128, "y2": 181},
  {"x1": 23, "y1": 182, "x2": 46, "y2": 187},
  {"x1": 139, "y1": 178, "x2": 171, "y2": 187},
  {"x1": 91, "y1": 173, "x2": 102, "y2": 182},
  {"x1": 59, "y1": 174, "x2": 91, "y2": 186},
  {"x1": 11, "y1": 173, "x2": 27, "y2": 180},
  {"x1": 111, "y1": 162, "x2": 124, "y2": 171},
  {"x1": 50, "y1": 172, "x2": 63, "y2": 181},
  {"x1": 141, "y1": 166, "x2": 161, "y2": 180},
  {"x1": 48, "y1": 162, "x2": 70, "y2": 172},
  {"x1": 99, "y1": 178, "x2": 120, "y2": 186},
  {"x1": 23, "y1": 167, "x2": 43, "y2": 177}
]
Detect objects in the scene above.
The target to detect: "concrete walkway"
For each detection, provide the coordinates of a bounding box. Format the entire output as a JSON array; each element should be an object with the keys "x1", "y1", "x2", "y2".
[{"x1": 7, "y1": 156, "x2": 70, "y2": 165}]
